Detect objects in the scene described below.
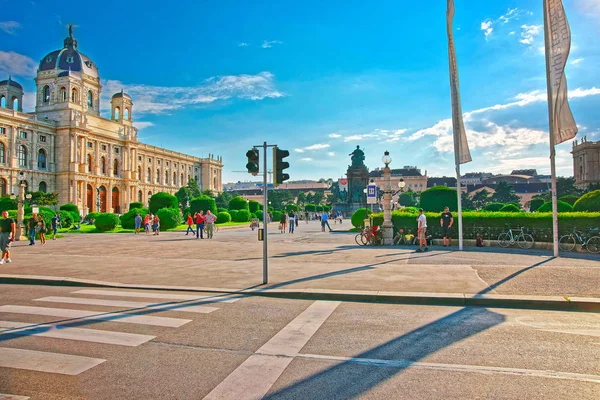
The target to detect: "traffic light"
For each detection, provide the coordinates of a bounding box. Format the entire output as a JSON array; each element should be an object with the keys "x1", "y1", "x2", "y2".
[
  {"x1": 246, "y1": 148, "x2": 259, "y2": 176},
  {"x1": 273, "y1": 147, "x2": 290, "y2": 186}
]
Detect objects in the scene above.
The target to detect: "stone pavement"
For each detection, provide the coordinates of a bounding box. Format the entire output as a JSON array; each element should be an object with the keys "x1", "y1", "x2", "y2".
[{"x1": 1, "y1": 221, "x2": 599, "y2": 302}]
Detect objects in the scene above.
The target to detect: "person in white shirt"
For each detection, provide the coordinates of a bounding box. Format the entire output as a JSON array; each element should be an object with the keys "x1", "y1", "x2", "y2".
[{"x1": 417, "y1": 208, "x2": 428, "y2": 252}]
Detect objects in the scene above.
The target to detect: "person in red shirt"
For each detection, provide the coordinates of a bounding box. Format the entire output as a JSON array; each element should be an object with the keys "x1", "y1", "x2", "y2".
[
  {"x1": 195, "y1": 211, "x2": 205, "y2": 239},
  {"x1": 143, "y1": 214, "x2": 151, "y2": 235},
  {"x1": 186, "y1": 214, "x2": 195, "y2": 236}
]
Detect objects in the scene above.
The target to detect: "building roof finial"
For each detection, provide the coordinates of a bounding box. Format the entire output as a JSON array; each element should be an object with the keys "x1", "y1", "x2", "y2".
[{"x1": 64, "y1": 24, "x2": 78, "y2": 49}]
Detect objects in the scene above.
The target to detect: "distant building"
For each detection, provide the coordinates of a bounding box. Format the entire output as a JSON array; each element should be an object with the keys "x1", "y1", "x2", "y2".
[
  {"x1": 461, "y1": 172, "x2": 493, "y2": 185},
  {"x1": 427, "y1": 176, "x2": 457, "y2": 188},
  {"x1": 572, "y1": 137, "x2": 600, "y2": 189},
  {"x1": 369, "y1": 166, "x2": 427, "y2": 192}
]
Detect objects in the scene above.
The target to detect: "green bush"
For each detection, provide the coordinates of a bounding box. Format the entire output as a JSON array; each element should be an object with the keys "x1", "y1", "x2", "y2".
[
  {"x1": 538, "y1": 201, "x2": 573, "y2": 213},
  {"x1": 285, "y1": 204, "x2": 299, "y2": 213},
  {"x1": 58, "y1": 210, "x2": 74, "y2": 229},
  {"x1": 94, "y1": 213, "x2": 119, "y2": 232},
  {"x1": 272, "y1": 211, "x2": 283, "y2": 222},
  {"x1": 0, "y1": 197, "x2": 16, "y2": 212},
  {"x1": 120, "y1": 208, "x2": 148, "y2": 229},
  {"x1": 218, "y1": 207, "x2": 228, "y2": 214},
  {"x1": 85, "y1": 212, "x2": 101, "y2": 222},
  {"x1": 248, "y1": 200, "x2": 260, "y2": 213},
  {"x1": 499, "y1": 204, "x2": 521, "y2": 213},
  {"x1": 228, "y1": 210, "x2": 239, "y2": 221},
  {"x1": 559, "y1": 195, "x2": 579, "y2": 206},
  {"x1": 316, "y1": 206, "x2": 324, "y2": 212},
  {"x1": 529, "y1": 198, "x2": 544, "y2": 212},
  {"x1": 36, "y1": 208, "x2": 55, "y2": 233},
  {"x1": 190, "y1": 195, "x2": 217, "y2": 215},
  {"x1": 398, "y1": 206, "x2": 419, "y2": 213},
  {"x1": 129, "y1": 202, "x2": 144, "y2": 210},
  {"x1": 420, "y1": 186, "x2": 458, "y2": 212},
  {"x1": 59, "y1": 203, "x2": 80, "y2": 222},
  {"x1": 157, "y1": 208, "x2": 181, "y2": 230},
  {"x1": 305, "y1": 204, "x2": 316, "y2": 212},
  {"x1": 149, "y1": 192, "x2": 178, "y2": 214},
  {"x1": 483, "y1": 203, "x2": 505, "y2": 212},
  {"x1": 216, "y1": 211, "x2": 231, "y2": 224},
  {"x1": 573, "y1": 190, "x2": 600, "y2": 212},
  {"x1": 254, "y1": 210, "x2": 263, "y2": 221},
  {"x1": 323, "y1": 205, "x2": 331, "y2": 212},
  {"x1": 351, "y1": 208, "x2": 373, "y2": 228},
  {"x1": 399, "y1": 191, "x2": 418, "y2": 207},
  {"x1": 234, "y1": 209, "x2": 251, "y2": 222},
  {"x1": 228, "y1": 196, "x2": 249, "y2": 211}
]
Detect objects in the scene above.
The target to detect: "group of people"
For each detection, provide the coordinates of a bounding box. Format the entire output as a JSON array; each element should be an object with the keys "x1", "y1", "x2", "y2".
[
  {"x1": 279, "y1": 212, "x2": 299, "y2": 233},
  {"x1": 133, "y1": 213, "x2": 162, "y2": 235},
  {"x1": 183, "y1": 210, "x2": 217, "y2": 239},
  {"x1": 27, "y1": 213, "x2": 62, "y2": 245},
  {"x1": 414, "y1": 207, "x2": 454, "y2": 252}
]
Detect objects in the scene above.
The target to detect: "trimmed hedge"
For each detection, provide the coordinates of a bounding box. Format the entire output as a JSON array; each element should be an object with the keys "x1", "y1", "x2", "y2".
[
  {"x1": 216, "y1": 211, "x2": 231, "y2": 224},
  {"x1": 234, "y1": 209, "x2": 251, "y2": 222},
  {"x1": 305, "y1": 204, "x2": 316, "y2": 212},
  {"x1": 60, "y1": 204, "x2": 80, "y2": 222},
  {"x1": 538, "y1": 201, "x2": 573, "y2": 213},
  {"x1": 190, "y1": 196, "x2": 218, "y2": 215},
  {"x1": 228, "y1": 209, "x2": 239, "y2": 221},
  {"x1": 272, "y1": 211, "x2": 283, "y2": 222},
  {"x1": 483, "y1": 203, "x2": 505, "y2": 212},
  {"x1": 573, "y1": 190, "x2": 600, "y2": 212},
  {"x1": 248, "y1": 200, "x2": 260, "y2": 213},
  {"x1": 316, "y1": 206, "x2": 324, "y2": 212},
  {"x1": 351, "y1": 208, "x2": 373, "y2": 228},
  {"x1": 94, "y1": 213, "x2": 119, "y2": 232},
  {"x1": 218, "y1": 207, "x2": 228, "y2": 214},
  {"x1": 229, "y1": 196, "x2": 249, "y2": 211},
  {"x1": 420, "y1": 186, "x2": 458, "y2": 212},
  {"x1": 285, "y1": 204, "x2": 299, "y2": 213},
  {"x1": 254, "y1": 210, "x2": 263, "y2": 221},
  {"x1": 58, "y1": 210, "x2": 75, "y2": 229},
  {"x1": 120, "y1": 208, "x2": 148, "y2": 229},
  {"x1": 529, "y1": 198, "x2": 544, "y2": 212},
  {"x1": 149, "y1": 192, "x2": 178, "y2": 214},
  {"x1": 398, "y1": 206, "x2": 419, "y2": 213},
  {"x1": 559, "y1": 195, "x2": 579, "y2": 206},
  {"x1": 157, "y1": 208, "x2": 181, "y2": 230},
  {"x1": 129, "y1": 202, "x2": 144, "y2": 210},
  {"x1": 86, "y1": 212, "x2": 101, "y2": 222},
  {"x1": 499, "y1": 204, "x2": 521, "y2": 213}
]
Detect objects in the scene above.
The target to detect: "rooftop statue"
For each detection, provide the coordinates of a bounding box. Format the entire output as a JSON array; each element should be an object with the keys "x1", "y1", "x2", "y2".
[{"x1": 349, "y1": 145, "x2": 365, "y2": 167}]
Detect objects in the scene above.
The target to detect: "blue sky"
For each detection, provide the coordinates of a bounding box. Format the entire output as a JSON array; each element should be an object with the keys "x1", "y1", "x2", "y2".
[{"x1": 1, "y1": 0, "x2": 599, "y2": 183}]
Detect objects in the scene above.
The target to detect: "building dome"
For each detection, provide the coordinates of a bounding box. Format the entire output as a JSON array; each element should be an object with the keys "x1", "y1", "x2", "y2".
[
  {"x1": 112, "y1": 90, "x2": 131, "y2": 100},
  {"x1": 38, "y1": 25, "x2": 99, "y2": 79},
  {"x1": 0, "y1": 77, "x2": 22, "y2": 90}
]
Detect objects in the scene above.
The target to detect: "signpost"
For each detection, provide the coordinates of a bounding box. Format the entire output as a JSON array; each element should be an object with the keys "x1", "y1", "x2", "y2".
[{"x1": 367, "y1": 184, "x2": 377, "y2": 205}]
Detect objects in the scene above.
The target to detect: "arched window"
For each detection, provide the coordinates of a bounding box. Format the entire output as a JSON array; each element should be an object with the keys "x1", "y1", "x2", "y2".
[
  {"x1": 38, "y1": 181, "x2": 47, "y2": 193},
  {"x1": 101, "y1": 156, "x2": 106, "y2": 174},
  {"x1": 165, "y1": 173, "x2": 169, "y2": 185},
  {"x1": 12, "y1": 97, "x2": 18, "y2": 110},
  {"x1": 17, "y1": 145, "x2": 27, "y2": 167},
  {"x1": 43, "y1": 85, "x2": 50, "y2": 103},
  {"x1": 156, "y1": 169, "x2": 160, "y2": 184},
  {"x1": 0, "y1": 96, "x2": 5, "y2": 108},
  {"x1": 124, "y1": 108, "x2": 130, "y2": 120},
  {"x1": 137, "y1": 166, "x2": 142, "y2": 180},
  {"x1": 113, "y1": 159, "x2": 119, "y2": 176},
  {"x1": 0, "y1": 143, "x2": 5, "y2": 163},
  {"x1": 37, "y1": 149, "x2": 47, "y2": 169},
  {"x1": 115, "y1": 107, "x2": 120, "y2": 120},
  {"x1": 181, "y1": 173, "x2": 184, "y2": 185},
  {"x1": 173, "y1": 171, "x2": 177, "y2": 186},
  {"x1": 87, "y1": 91, "x2": 93, "y2": 108},
  {"x1": 60, "y1": 87, "x2": 67, "y2": 102},
  {"x1": 87, "y1": 154, "x2": 93, "y2": 172},
  {"x1": 147, "y1": 191, "x2": 152, "y2": 205},
  {"x1": 71, "y1": 88, "x2": 78, "y2": 103},
  {"x1": 147, "y1": 167, "x2": 151, "y2": 183},
  {"x1": 214, "y1": 177, "x2": 217, "y2": 188},
  {"x1": 138, "y1": 190, "x2": 143, "y2": 202},
  {"x1": 0, "y1": 178, "x2": 6, "y2": 197}
]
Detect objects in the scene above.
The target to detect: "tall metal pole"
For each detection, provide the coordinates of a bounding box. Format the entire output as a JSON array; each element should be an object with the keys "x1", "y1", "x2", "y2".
[
  {"x1": 262, "y1": 141, "x2": 268, "y2": 284},
  {"x1": 456, "y1": 165, "x2": 464, "y2": 251}
]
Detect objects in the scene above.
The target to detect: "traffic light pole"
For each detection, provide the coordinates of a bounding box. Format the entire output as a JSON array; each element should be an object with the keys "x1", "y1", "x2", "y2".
[{"x1": 261, "y1": 141, "x2": 268, "y2": 284}]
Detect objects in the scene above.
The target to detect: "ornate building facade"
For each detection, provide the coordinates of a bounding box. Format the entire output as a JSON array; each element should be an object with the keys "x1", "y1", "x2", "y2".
[
  {"x1": 0, "y1": 27, "x2": 223, "y2": 214},
  {"x1": 572, "y1": 136, "x2": 600, "y2": 189}
]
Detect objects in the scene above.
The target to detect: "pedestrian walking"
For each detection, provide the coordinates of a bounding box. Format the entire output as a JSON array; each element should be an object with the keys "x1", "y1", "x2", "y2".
[
  {"x1": 289, "y1": 213, "x2": 295, "y2": 233},
  {"x1": 321, "y1": 212, "x2": 332, "y2": 232},
  {"x1": 295, "y1": 212, "x2": 299, "y2": 227},
  {"x1": 153, "y1": 215, "x2": 160, "y2": 235},
  {"x1": 143, "y1": 214, "x2": 150, "y2": 235},
  {"x1": 134, "y1": 213, "x2": 142, "y2": 234},
  {"x1": 0, "y1": 210, "x2": 15, "y2": 265},
  {"x1": 440, "y1": 206, "x2": 454, "y2": 247},
  {"x1": 416, "y1": 208, "x2": 428, "y2": 252},
  {"x1": 51, "y1": 213, "x2": 60, "y2": 240},
  {"x1": 305, "y1": 211, "x2": 309, "y2": 224},
  {"x1": 185, "y1": 214, "x2": 195, "y2": 236},
  {"x1": 27, "y1": 214, "x2": 37, "y2": 245},
  {"x1": 37, "y1": 215, "x2": 46, "y2": 244},
  {"x1": 196, "y1": 211, "x2": 205, "y2": 239},
  {"x1": 204, "y1": 210, "x2": 216, "y2": 239},
  {"x1": 279, "y1": 212, "x2": 287, "y2": 233}
]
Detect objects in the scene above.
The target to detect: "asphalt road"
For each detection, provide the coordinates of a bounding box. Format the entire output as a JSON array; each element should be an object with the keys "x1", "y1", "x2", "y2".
[{"x1": 0, "y1": 284, "x2": 599, "y2": 399}]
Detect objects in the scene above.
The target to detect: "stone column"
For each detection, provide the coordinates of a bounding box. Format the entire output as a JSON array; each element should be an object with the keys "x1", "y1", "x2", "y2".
[
  {"x1": 382, "y1": 165, "x2": 393, "y2": 245},
  {"x1": 108, "y1": 144, "x2": 113, "y2": 177},
  {"x1": 82, "y1": 181, "x2": 88, "y2": 214},
  {"x1": 94, "y1": 140, "x2": 100, "y2": 175},
  {"x1": 106, "y1": 183, "x2": 113, "y2": 213},
  {"x1": 72, "y1": 179, "x2": 77, "y2": 204}
]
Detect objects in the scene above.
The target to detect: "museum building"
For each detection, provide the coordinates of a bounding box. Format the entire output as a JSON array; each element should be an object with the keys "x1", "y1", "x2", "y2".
[{"x1": 0, "y1": 27, "x2": 223, "y2": 214}]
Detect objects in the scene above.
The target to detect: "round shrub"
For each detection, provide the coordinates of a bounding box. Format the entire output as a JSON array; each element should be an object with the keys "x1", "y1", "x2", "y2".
[
  {"x1": 218, "y1": 207, "x2": 228, "y2": 214},
  {"x1": 316, "y1": 206, "x2": 324, "y2": 212},
  {"x1": 129, "y1": 201, "x2": 144, "y2": 210},
  {"x1": 323, "y1": 205, "x2": 331, "y2": 212},
  {"x1": 0, "y1": 197, "x2": 16, "y2": 212},
  {"x1": 529, "y1": 198, "x2": 544, "y2": 212},
  {"x1": 398, "y1": 206, "x2": 419, "y2": 213},
  {"x1": 149, "y1": 192, "x2": 178, "y2": 214},
  {"x1": 216, "y1": 211, "x2": 231, "y2": 224},
  {"x1": 351, "y1": 208, "x2": 373, "y2": 228},
  {"x1": 272, "y1": 211, "x2": 283, "y2": 222},
  {"x1": 190, "y1": 196, "x2": 217, "y2": 216},
  {"x1": 399, "y1": 192, "x2": 418, "y2": 207},
  {"x1": 573, "y1": 190, "x2": 600, "y2": 212},
  {"x1": 305, "y1": 204, "x2": 316, "y2": 212},
  {"x1": 94, "y1": 213, "x2": 119, "y2": 232},
  {"x1": 120, "y1": 208, "x2": 148, "y2": 229},
  {"x1": 559, "y1": 195, "x2": 579, "y2": 206},
  {"x1": 37, "y1": 208, "x2": 55, "y2": 233},
  {"x1": 419, "y1": 186, "x2": 458, "y2": 212},
  {"x1": 228, "y1": 210, "x2": 239, "y2": 221},
  {"x1": 483, "y1": 203, "x2": 505, "y2": 212},
  {"x1": 58, "y1": 210, "x2": 74, "y2": 229},
  {"x1": 254, "y1": 210, "x2": 263, "y2": 221},
  {"x1": 538, "y1": 201, "x2": 574, "y2": 213},
  {"x1": 86, "y1": 212, "x2": 101, "y2": 223},
  {"x1": 234, "y1": 209, "x2": 251, "y2": 222},
  {"x1": 499, "y1": 204, "x2": 521, "y2": 213},
  {"x1": 60, "y1": 203, "x2": 80, "y2": 222},
  {"x1": 228, "y1": 196, "x2": 249, "y2": 211},
  {"x1": 248, "y1": 200, "x2": 260, "y2": 213},
  {"x1": 157, "y1": 208, "x2": 181, "y2": 230},
  {"x1": 285, "y1": 204, "x2": 299, "y2": 213}
]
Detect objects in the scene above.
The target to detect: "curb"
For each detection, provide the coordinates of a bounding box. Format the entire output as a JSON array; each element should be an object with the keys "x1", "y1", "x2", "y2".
[{"x1": 1, "y1": 275, "x2": 598, "y2": 313}]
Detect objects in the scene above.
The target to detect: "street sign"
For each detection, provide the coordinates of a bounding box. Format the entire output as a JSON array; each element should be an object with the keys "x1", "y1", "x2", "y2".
[
  {"x1": 258, "y1": 228, "x2": 264, "y2": 241},
  {"x1": 367, "y1": 184, "x2": 377, "y2": 204},
  {"x1": 339, "y1": 178, "x2": 348, "y2": 189}
]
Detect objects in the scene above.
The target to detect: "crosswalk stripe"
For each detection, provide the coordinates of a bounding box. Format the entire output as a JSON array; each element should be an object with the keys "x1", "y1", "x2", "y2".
[
  {"x1": 34, "y1": 296, "x2": 219, "y2": 314},
  {"x1": 0, "y1": 348, "x2": 105, "y2": 375},
  {"x1": 0, "y1": 394, "x2": 30, "y2": 400},
  {"x1": 0, "y1": 305, "x2": 191, "y2": 328},
  {"x1": 72, "y1": 289, "x2": 239, "y2": 303},
  {"x1": 0, "y1": 321, "x2": 155, "y2": 346}
]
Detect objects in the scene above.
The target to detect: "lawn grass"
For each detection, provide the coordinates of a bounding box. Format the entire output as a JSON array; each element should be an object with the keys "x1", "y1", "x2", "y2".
[{"x1": 60, "y1": 220, "x2": 250, "y2": 234}]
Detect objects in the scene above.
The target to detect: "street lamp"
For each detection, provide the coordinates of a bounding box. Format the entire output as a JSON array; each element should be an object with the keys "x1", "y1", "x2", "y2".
[
  {"x1": 10, "y1": 171, "x2": 27, "y2": 240},
  {"x1": 381, "y1": 151, "x2": 394, "y2": 245}
]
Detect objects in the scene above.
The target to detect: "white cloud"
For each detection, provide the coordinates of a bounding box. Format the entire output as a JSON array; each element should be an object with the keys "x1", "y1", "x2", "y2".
[
  {"x1": 570, "y1": 58, "x2": 584, "y2": 65},
  {"x1": 300, "y1": 158, "x2": 313, "y2": 162},
  {"x1": 0, "y1": 51, "x2": 37, "y2": 77},
  {"x1": 328, "y1": 133, "x2": 342, "y2": 138},
  {"x1": 293, "y1": 148, "x2": 305, "y2": 153},
  {"x1": 0, "y1": 21, "x2": 21, "y2": 35},
  {"x1": 22, "y1": 92, "x2": 36, "y2": 112},
  {"x1": 578, "y1": 0, "x2": 600, "y2": 17},
  {"x1": 133, "y1": 121, "x2": 154, "y2": 130},
  {"x1": 499, "y1": 8, "x2": 519, "y2": 23},
  {"x1": 327, "y1": 152, "x2": 335, "y2": 157},
  {"x1": 261, "y1": 40, "x2": 282, "y2": 49},
  {"x1": 101, "y1": 71, "x2": 285, "y2": 115},
  {"x1": 481, "y1": 20, "x2": 494, "y2": 39},
  {"x1": 238, "y1": 42, "x2": 249, "y2": 47},
  {"x1": 519, "y1": 24, "x2": 542, "y2": 45},
  {"x1": 304, "y1": 143, "x2": 330, "y2": 150}
]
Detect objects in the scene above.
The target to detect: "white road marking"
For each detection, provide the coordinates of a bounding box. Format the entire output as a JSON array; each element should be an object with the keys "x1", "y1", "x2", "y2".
[
  {"x1": 0, "y1": 305, "x2": 191, "y2": 328},
  {"x1": 204, "y1": 300, "x2": 340, "y2": 400},
  {"x1": 0, "y1": 348, "x2": 105, "y2": 375},
  {"x1": 298, "y1": 353, "x2": 600, "y2": 384},
  {"x1": 34, "y1": 296, "x2": 219, "y2": 314},
  {"x1": 72, "y1": 289, "x2": 239, "y2": 303},
  {"x1": 0, "y1": 321, "x2": 155, "y2": 346},
  {"x1": 0, "y1": 395, "x2": 30, "y2": 400}
]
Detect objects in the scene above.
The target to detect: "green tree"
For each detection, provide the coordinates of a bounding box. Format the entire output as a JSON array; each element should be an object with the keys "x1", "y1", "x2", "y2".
[
  {"x1": 296, "y1": 192, "x2": 306, "y2": 208},
  {"x1": 215, "y1": 191, "x2": 233, "y2": 209},
  {"x1": 471, "y1": 189, "x2": 491, "y2": 210},
  {"x1": 149, "y1": 192, "x2": 178, "y2": 214},
  {"x1": 174, "y1": 178, "x2": 202, "y2": 209},
  {"x1": 490, "y1": 181, "x2": 520, "y2": 204},
  {"x1": 312, "y1": 192, "x2": 324, "y2": 205},
  {"x1": 268, "y1": 190, "x2": 294, "y2": 210},
  {"x1": 305, "y1": 193, "x2": 314, "y2": 205},
  {"x1": 460, "y1": 192, "x2": 474, "y2": 210},
  {"x1": 399, "y1": 191, "x2": 417, "y2": 207},
  {"x1": 420, "y1": 187, "x2": 458, "y2": 212},
  {"x1": 201, "y1": 189, "x2": 214, "y2": 198},
  {"x1": 228, "y1": 196, "x2": 250, "y2": 211},
  {"x1": 30, "y1": 191, "x2": 59, "y2": 206}
]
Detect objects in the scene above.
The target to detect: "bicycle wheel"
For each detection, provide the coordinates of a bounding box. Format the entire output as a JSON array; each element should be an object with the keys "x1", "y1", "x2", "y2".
[
  {"x1": 558, "y1": 235, "x2": 576, "y2": 252},
  {"x1": 360, "y1": 233, "x2": 369, "y2": 246},
  {"x1": 497, "y1": 233, "x2": 511, "y2": 248},
  {"x1": 355, "y1": 233, "x2": 363, "y2": 246},
  {"x1": 586, "y1": 236, "x2": 600, "y2": 254},
  {"x1": 518, "y1": 234, "x2": 535, "y2": 249}
]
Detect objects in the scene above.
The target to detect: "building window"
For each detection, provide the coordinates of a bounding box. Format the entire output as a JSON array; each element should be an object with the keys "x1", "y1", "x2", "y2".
[
  {"x1": 71, "y1": 88, "x2": 78, "y2": 103},
  {"x1": 114, "y1": 147, "x2": 119, "y2": 154},
  {"x1": 156, "y1": 169, "x2": 160, "y2": 184},
  {"x1": 0, "y1": 178, "x2": 6, "y2": 196},
  {"x1": 37, "y1": 149, "x2": 47, "y2": 169},
  {"x1": 43, "y1": 85, "x2": 50, "y2": 103},
  {"x1": 114, "y1": 159, "x2": 119, "y2": 177},
  {"x1": 39, "y1": 135, "x2": 47, "y2": 143},
  {"x1": 114, "y1": 107, "x2": 120, "y2": 120},
  {"x1": 0, "y1": 142, "x2": 5, "y2": 163},
  {"x1": 137, "y1": 166, "x2": 142, "y2": 180},
  {"x1": 87, "y1": 91, "x2": 93, "y2": 108},
  {"x1": 138, "y1": 190, "x2": 143, "y2": 202},
  {"x1": 101, "y1": 144, "x2": 107, "y2": 151},
  {"x1": 138, "y1": 156, "x2": 142, "y2": 161},
  {"x1": 87, "y1": 141, "x2": 93, "y2": 148},
  {"x1": 157, "y1": 160, "x2": 161, "y2": 165},
  {"x1": 165, "y1": 173, "x2": 169, "y2": 185},
  {"x1": 124, "y1": 108, "x2": 130, "y2": 120},
  {"x1": 20, "y1": 131, "x2": 27, "y2": 139},
  {"x1": 39, "y1": 181, "x2": 47, "y2": 193},
  {"x1": 87, "y1": 154, "x2": 93, "y2": 172},
  {"x1": 166, "y1": 162, "x2": 169, "y2": 167},
  {"x1": 148, "y1": 158, "x2": 152, "y2": 163},
  {"x1": 173, "y1": 171, "x2": 177, "y2": 186},
  {"x1": 0, "y1": 96, "x2": 5, "y2": 108},
  {"x1": 147, "y1": 168, "x2": 151, "y2": 183},
  {"x1": 101, "y1": 156, "x2": 106, "y2": 174},
  {"x1": 17, "y1": 145, "x2": 27, "y2": 167},
  {"x1": 60, "y1": 87, "x2": 67, "y2": 102},
  {"x1": 0, "y1": 127, "x2": 5, "y2": 135}
]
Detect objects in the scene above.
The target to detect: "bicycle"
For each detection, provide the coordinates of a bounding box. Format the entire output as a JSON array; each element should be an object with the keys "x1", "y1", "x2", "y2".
[
  {"x1": 355, "y1": 226, "x2": 383, "y2": 246},
  {"x1": 203, "y1": 224, "x2": 219, "y2": 235},
  {"x1": 558, "y1": 227, "x2": 600, "y2": 254},
  {"x1": 497, "y1": 225, "x2": 534, "y2": 249}
]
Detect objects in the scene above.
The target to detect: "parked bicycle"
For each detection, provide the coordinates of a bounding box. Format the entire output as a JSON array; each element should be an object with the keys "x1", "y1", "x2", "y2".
[
  {"x1": 497, "y1": 225, "x2": 535, "y2": 249},
  {"x1": 355, "y1": 225, "x2": 383, "y2": 246},
  {"x1": 559, "y1": 227, "x2": 600, "y2": 254}
]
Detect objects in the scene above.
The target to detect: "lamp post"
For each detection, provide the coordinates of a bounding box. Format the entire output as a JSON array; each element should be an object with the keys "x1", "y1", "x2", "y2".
[
  {"x1": 10, "y1": 172, "x2": 27, "y2": 240},
  {"x1": 381, "y1": 151, "x2": 394, "y2": 245}
]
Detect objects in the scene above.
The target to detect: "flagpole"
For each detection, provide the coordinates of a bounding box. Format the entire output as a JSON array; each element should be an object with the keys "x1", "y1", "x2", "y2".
[
  {"x1": 456, "y1": 164, "x2": 464, "y2": 251},
  {"x1": 543, "y1": 0, "x2": 560, "y2": 258}
]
